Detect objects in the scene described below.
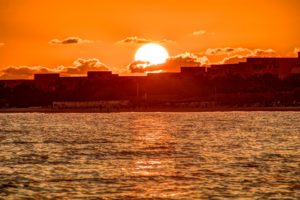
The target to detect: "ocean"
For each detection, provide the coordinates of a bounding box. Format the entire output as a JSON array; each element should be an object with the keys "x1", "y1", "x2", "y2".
[{"x1": 0, "y1": 112, "x2": 299, "y2": 199}]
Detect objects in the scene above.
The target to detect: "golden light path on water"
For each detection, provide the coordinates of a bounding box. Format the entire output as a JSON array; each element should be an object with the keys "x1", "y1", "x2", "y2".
[
  {"x1": 125, "y1": 116, "x2": 179, "y2": 198},
  {"x1": 0, "y1": 112, "x2": 299, "y2": 199}
]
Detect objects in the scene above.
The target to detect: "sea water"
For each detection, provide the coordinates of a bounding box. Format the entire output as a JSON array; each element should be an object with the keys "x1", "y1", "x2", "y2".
[{"x1": 0, "y1": 112, "x2": 299, "y2": 199}]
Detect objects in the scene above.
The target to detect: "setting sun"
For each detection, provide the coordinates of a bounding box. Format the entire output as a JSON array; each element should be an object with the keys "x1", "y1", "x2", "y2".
[{"x1": 135, "y1": 43, "x2": 169, "y2": 65}]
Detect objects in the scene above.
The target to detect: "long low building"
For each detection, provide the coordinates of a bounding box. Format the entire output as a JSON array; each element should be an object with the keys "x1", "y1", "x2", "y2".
[
  {"x1": 53, "y1": 100, "x2": 129, "y2": 109},
  {"x1": 209, "y1": 52, "x2": 300, "y2": 79}
]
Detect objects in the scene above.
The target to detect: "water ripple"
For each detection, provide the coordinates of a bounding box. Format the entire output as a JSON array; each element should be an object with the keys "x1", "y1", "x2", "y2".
[{"x1": 0, "y1": 112, "x2": 299, "y2": 199}]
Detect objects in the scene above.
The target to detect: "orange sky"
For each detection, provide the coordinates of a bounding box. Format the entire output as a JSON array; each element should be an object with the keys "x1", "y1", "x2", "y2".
[{"x1": 0, "y1": 0, "x2": 299, "y2": 78}]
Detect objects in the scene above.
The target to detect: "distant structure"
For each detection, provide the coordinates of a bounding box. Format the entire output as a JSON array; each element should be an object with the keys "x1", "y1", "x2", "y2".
[
  {"x1": 209, "y1": 52, "x2": 300, "y2": 79},
  {"x1": 34, "y1": 73, "x2": 60, "y2": 92},
  {"x1": 87, "y1": 71, "x2": 118, "y2": 79},
  {"x1": 0, "y1": 53, "x2": 300, "y2": 108}
]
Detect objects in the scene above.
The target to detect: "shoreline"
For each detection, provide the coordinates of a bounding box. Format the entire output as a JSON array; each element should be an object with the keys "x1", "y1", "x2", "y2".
[{"x1": 1, "y1": 106, "x2": 300, "y2": 113}]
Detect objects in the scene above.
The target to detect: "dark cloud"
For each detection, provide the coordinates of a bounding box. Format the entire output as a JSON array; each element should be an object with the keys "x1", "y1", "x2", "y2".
[
  {"x1": 129, "y1": 52, "x2": 208, "y2": 73},
  {"x1": 0, "y1": 58, "x2": 108, "y2": 79},
  {"x1": 49, "y1": 37, "x2": 93, "y2": 45},
  {"x1": 117, "y1": 36, "x2": 174, "y2": 45}
]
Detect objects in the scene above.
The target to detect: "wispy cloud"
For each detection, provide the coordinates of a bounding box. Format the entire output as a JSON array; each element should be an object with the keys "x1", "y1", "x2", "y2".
[
  {"x1": 49, "y1": 37, "x2": 93, "y2": 45},
  {"x1": 117, "y1": 36, "x2": 174, "y2": 45},
  {"x1": 117, "y1": 36, "x2": 151, "y2": 44},
  {"x1": 192, "y1": 30, "x2": 207, "y2": 36},
  {"x1": 0, "y1": 43, "x2": 4, "y2": 46},
  {"x1": 205, "y1": 47, "x2": 239, "y2": 55}
]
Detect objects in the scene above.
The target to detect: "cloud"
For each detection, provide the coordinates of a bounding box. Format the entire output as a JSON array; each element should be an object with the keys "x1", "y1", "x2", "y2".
[
  {"x1": 192, "y1": 30, "x2": 207, "y2": 36},
  {"x1": 0, "y1": 66, "x2": 56, "y2": 79},
  {"x1": 0, "y1": 58, "x2": 108, "y2": 79},
  {"x1": 220, "y1": 48, "x2": 277, "y2": 64},
  {"x1": 117, "y1": 36, "x2": 151, "y2": 44},
  {"x1": 127, "y1": 48, "x2": 278, "y2": 72},
  {"x1": 253, "y1": 49, "x2": 276, "y2": 57},
  {"x1": 0, "y1": 43, "x2": 4, "y2": 46},
  {"x1": 205, "y1": 47, "x2": 276, "y2": 57},
  {"x1": 221, "y1": 55, "x2": 248, "y2": 64},
  {"x1": 49, "y1": 37, "x2": 93, "y2": 45},
  {"x1": 129, "y1": 52, "x2": 208, "y2": 73},
  {"x1": 59, "y1": 58, "x2": 108, "y2": 75},
  {"x1": 0, "y1": 47, "x2": 292, "y2": 79},
  {"x1": 205, "y1": 47, "x2": 251, "y2": 55},
  {"x1": 117, "y1": 36, "x2": 174, "y2": 45},
  {"x1": 158, "y1": 39, "x2": 175, "y2": 44},
  {"x1": 293, "y1": 48, "x2": 300, "y2": 55},
  {"x1": 201, "y1": 47, "x2": 277, "y2": 64}
]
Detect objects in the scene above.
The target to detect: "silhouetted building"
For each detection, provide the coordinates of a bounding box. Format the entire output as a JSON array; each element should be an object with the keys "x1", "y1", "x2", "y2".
[
  {"x1": 87, "y1": 71, "x2": 118, "y2": 79},
  {"x1": 1, "y1": 52, "x2": 300, "y2": 108},
  {"x1": 181, "y1": 66, "x2": 206, "y2": 75},
  {"x1": 59, "y1": 76, "x2": 87, "y2": 91},
  {"x1": 34, "y1": 73, "x2": 60, "y2": 92},
  {"x1": 1, "y1": 80, "x2": 32, "y2": 88},
  {"x1": 208, "y1": 54, "x2": 300, "y2": 79}
]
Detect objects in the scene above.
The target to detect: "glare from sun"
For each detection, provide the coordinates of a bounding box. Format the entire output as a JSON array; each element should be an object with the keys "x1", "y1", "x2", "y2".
[{"x1": 135, "y1": 43, "x2": 169, "y2": 65}]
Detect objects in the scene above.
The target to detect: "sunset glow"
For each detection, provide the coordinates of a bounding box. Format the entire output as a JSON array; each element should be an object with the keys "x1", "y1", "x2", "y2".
[{"x1": 0, "y1": 0, "x2": 299, "y2": 79}]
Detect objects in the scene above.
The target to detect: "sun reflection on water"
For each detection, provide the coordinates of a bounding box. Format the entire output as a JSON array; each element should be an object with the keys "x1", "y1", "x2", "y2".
[{"x1": 124, "y1": 115, "x2": 187, "y2": 198}]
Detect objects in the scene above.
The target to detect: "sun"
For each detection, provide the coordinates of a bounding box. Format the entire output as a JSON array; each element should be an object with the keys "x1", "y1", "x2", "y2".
[{"x1": 135, "y1": 43, "x2": 169, "y2": 65}]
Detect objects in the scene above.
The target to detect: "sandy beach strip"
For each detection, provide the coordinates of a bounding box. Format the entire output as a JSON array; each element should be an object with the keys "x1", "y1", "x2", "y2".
[{"x1": 1, "y1": 106, "x2": 300, "y2": 113}]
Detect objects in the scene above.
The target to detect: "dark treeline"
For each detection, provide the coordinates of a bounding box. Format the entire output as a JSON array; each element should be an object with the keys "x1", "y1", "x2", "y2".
[{"x1": 1, "y1": 73, "x2": 300, "y2": 108}]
